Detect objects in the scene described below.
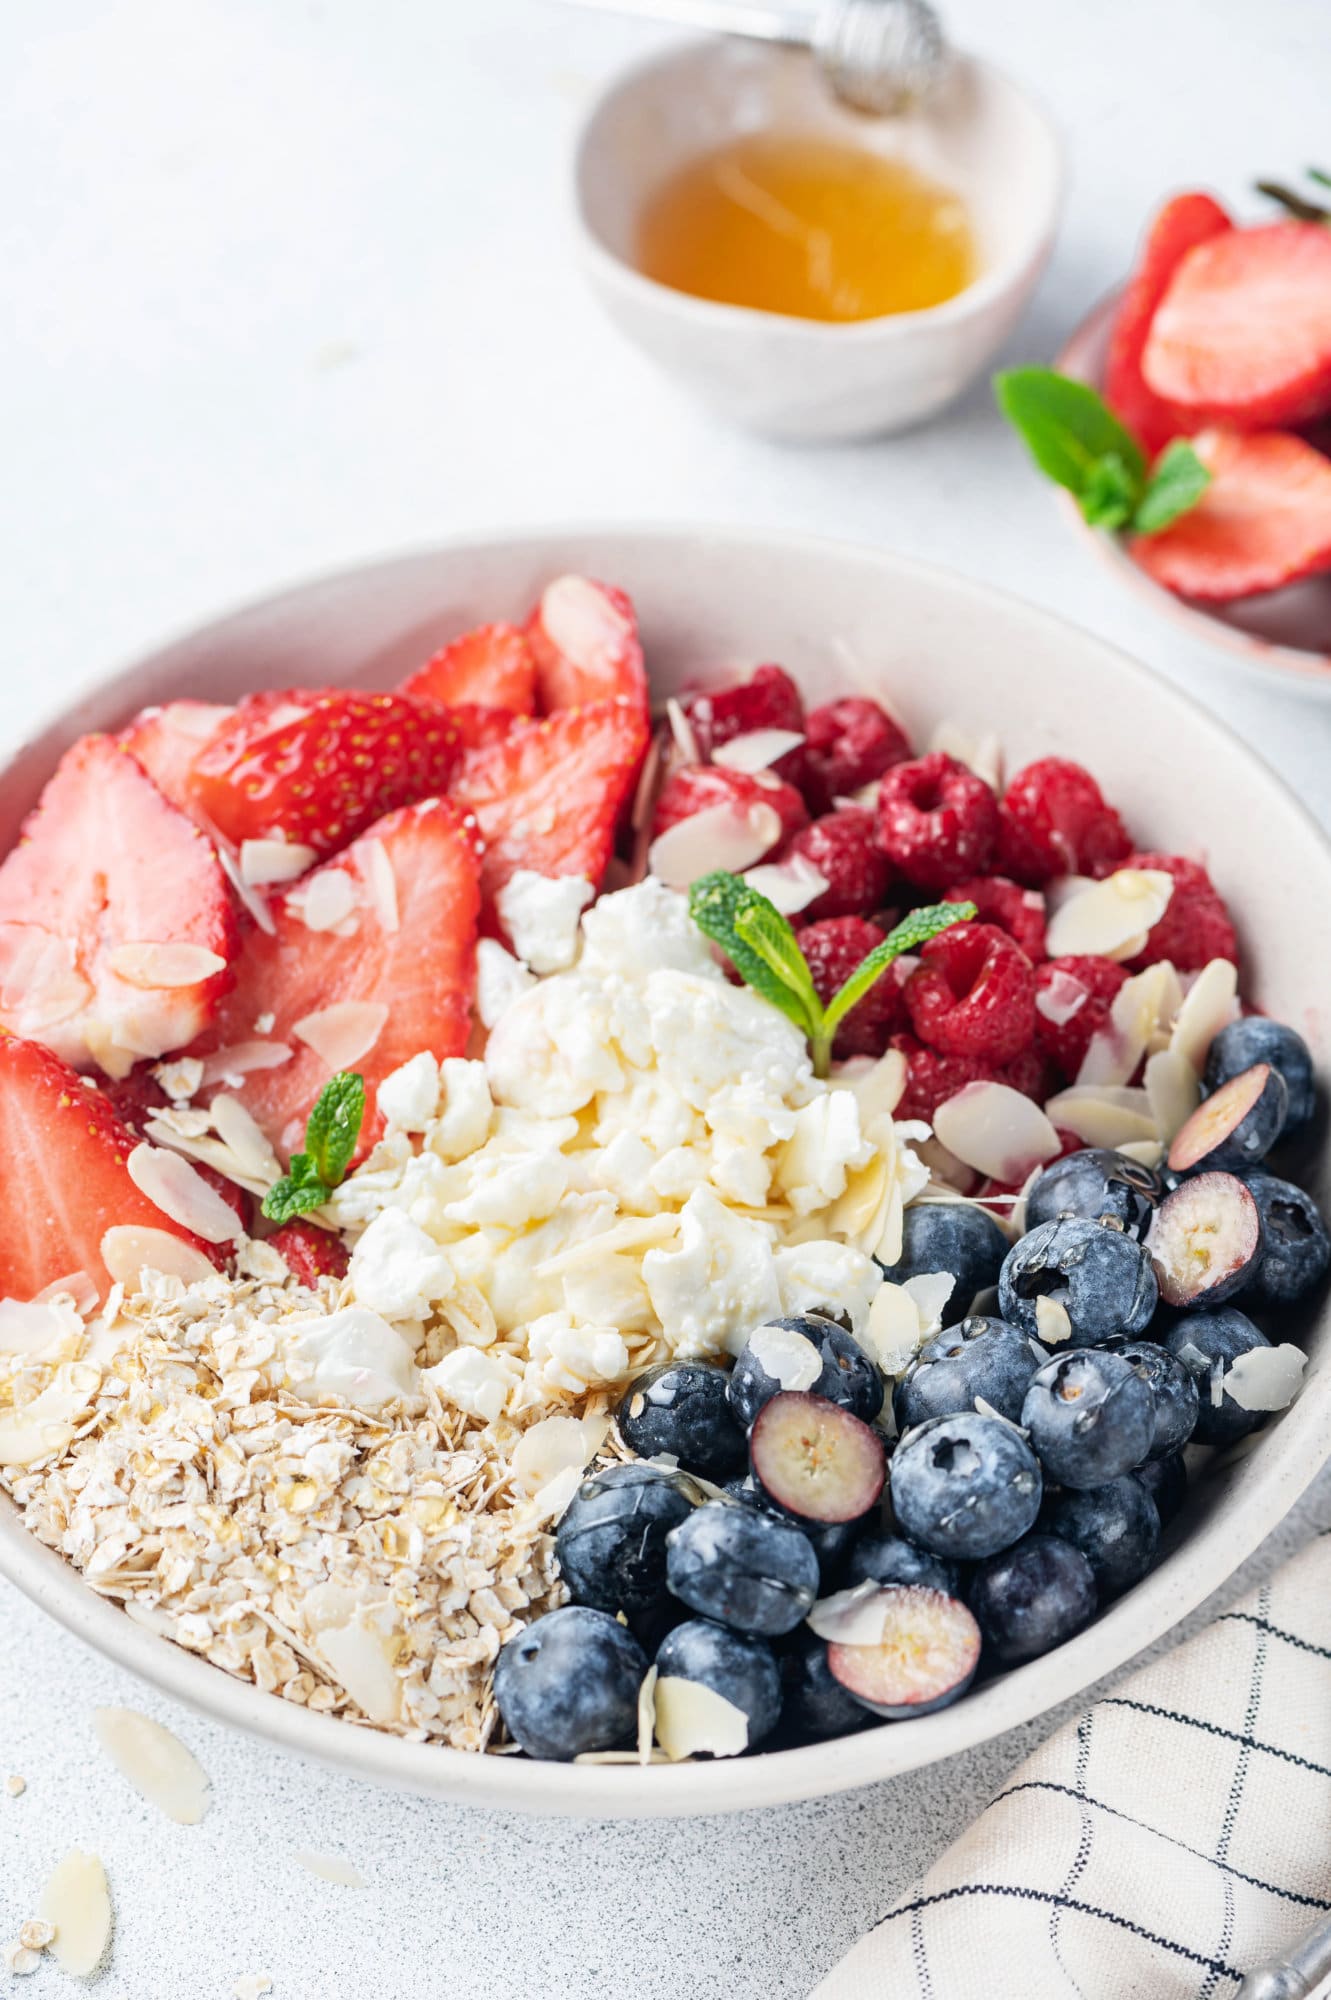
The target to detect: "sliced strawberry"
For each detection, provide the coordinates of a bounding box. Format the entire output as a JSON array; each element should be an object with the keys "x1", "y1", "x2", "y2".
[
  {"x1": 398, "y1": 623, "x2": 536, "y2": 716},
  {"x1": 526, "y1": 577, "x2": 648, "y2": 716},
  {"x1": 1142, "y1": 222, "x2": 1331, "y2": 429},
  {"x1": 191, "y1": 688, "x2": 465, "y2": 856},
  {"x1": 1104, "y1": 192, "x2": 1232, "y2": 456},
  {"x1": 268, "y1": 1217, "x2": 349, "y2": 1286},
  {"x1": 0, "y1": 1035, "x2": 215, "y2": 1300},
  {"x1": 196, "y1": 798, "x2": 480, "y2": 1160},
  {"x1": 444, "y1": 704, "x2": 521, "y2": 756},
  {"x1": 0, "y1": 736, "x2": 238, "y2": 1080},
  {"x1": 119, "y1": 701, "x2": 235, "y2": 819},
  {"x1": 1130, "y1": 429, "x2": 1331, "y2": 601},
  {"x1": 448, "y1": 697, "x2": 649, "y2": 911}
]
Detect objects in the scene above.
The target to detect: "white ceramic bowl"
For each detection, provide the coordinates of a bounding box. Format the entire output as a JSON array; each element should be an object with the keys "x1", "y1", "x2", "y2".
[
  {"x1": 574, "y1": 40, "x2": 1062, "y2": 441},
  {"x1": 2, "y1": 526, "x2": 1328, "y2": 1818}
]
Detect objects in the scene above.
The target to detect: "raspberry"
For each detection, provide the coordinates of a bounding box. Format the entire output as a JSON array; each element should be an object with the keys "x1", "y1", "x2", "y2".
[
  {"x1": 803, "y1": 697, "x2": 912, "y2": 811},
  {"x1": 102, "y1": 1065, "x2": 170, "y2": 1137},
  {"x1": 889, "y1": 1033, "x2": 1007, "y2": 1124},
  {"x1": 1003, "y1": 1044, "x2": 1058, "y2": 1104},
  {"x1": 653, "y1": 763, "x2": 808, "y2": 855},
  {"x1": 944, "y1": 875, "x2": 1047, "y2": 962},
  {"x1": 783, "y1": 808, "x2": 892, "y2": 921},
  {"x1": 682, "y1": 665, "x2": 807, "y2": 785},
  {"x1": 269, "y1": 1219, "x2": 350, "y2": 1287},
  {"x1": 1124, "y1": 852, "x2": 1239, "y2": 971},
  {"x1": 997, "y1": 758, "x2": 1132, "y2": 885},
  {"x1": 875, "y1": 753, "x2": 999, "y2": 890},
  {"x1": 1033, "y1": 955, "x2": 1129, "y2": 1079},
  {"x1": 795, "y1": 916, "x2": 905, "y2": 1058},
  {"x1": 903, "y1": 921, "x2": 1037, "y2": 1064}
]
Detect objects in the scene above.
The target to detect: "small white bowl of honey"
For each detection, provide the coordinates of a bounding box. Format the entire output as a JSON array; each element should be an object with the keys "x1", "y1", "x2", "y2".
[{"x1": 574, "y1": 37, "x2": 1062, "y2": 442}]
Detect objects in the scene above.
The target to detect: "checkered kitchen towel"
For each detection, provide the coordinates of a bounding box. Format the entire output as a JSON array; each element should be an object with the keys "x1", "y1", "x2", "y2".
[{"x1": 815, "y1": 1534, "x2": 1331, "y2": 1999}]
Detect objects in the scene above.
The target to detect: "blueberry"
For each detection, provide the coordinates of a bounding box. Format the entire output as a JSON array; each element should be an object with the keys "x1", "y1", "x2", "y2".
[
  {"x1": 827, "y1": 1586, "x2": 981, "y2": 1718},
  {"x1": 666, "y1": 1499, "x2": 819, "y2": 1637},
  {"x1": 843, "y1": 1530, "x2": 960, "y2": 1598},
  {"x1": 494, "y1": 1606, "x2": 647, "y2": 1760},
  {"x1": 1239, "y1": 1173, "x2": 1331, "y2": 1307},
  {"x1": 1101, "y1": 1338, "x2": 1199, "y2": 1460},
  {"x1": 968, "y1": 1534, "x2": 1098, "y2": 1664},
  {"x1": 1025, "y1": 1147, "x2": 1164, "y2": 1238},
  {"x1": 617, "y1": 1361, "x2": 747, "y2": 1481},
  {"x1": 998, "y1": 1216, "x2": 1159, "y2": 1346},
  {"x1": 893, "y1": 1315, "x2": 1048, "y2": 1429},
  {"x1": 1021, "y1": 1348, "x2": 1155, "y2": 1487},
  {"x1": 555, "y1": 1463, "x2": 694, "y2": 1623},
  {"x1": 1040, "y1": 1476, "x2": 1161, "y2": 1598},
  {"x1": 878, "y1": 1202, "x2": 1009, "y2": 1326},
  {"x1": 655, "y1": 1618, "x2": 782, "y2": 1753},
  {"x1": 889, "y1": 1412, "x2": 1042, "y2": 1561},
  {"x1": 779, "y1": 1629, "x2": 871, "y2": 1741},
  {"x1": 1147, "y1": 1173, "x2": 1264, "y2": 1310},
  {"x1": 724, "y1": 1473, "x2": 860, "y2": 1583},
  {"x1": 1162, "y1": 1308, "x2": 1274, "y2": 1446},
  {"x1": 728, "y1": 1316, "x2": 884, "y2": 1430},
  {"x1": 1205, "y1": 1017, "x2": 1316, "y2": 1131},
  {"x1": 1169, "y1": 1063, "x2": 1288, "y2": 1176},
  {"x1": 1135, "y1": 1451, "x2": 1188, "y2": 1528}
]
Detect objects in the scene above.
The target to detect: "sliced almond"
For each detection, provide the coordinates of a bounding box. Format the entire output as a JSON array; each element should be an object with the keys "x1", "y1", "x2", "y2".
[
  {"x1": 100, "y1": 1225, "x2": 218, "y2": 1290},
  {"x1": 740, "y1": 853, "x2": 829, "y2": 916},
  {"x1": 747, "y1": 1322, "x2": 823, "y2": 1390},
  {"x1": 511, "y1": 1414, "x2": 596, "y2": 1495},
  {"x1": 37, "y1": 1850, "x2": 111, "y2": 1977},
  {"x1": 293, "y1": 1852, "x2": 366, "y2": 1888},
  {"x1": 213, "y1": 837, "x2": 277, "y2": 937},
  {"x1": 1077, "y1": 963, "x2": 1179, "y2": 1088},
  {"x1": 664, "y1": 697, "x2": 702, "y2": 767},
  {"x1": 1144, "y1": 1048, "x2": 1201, "y2": 1143},
  {"x1": 292, "y1": 869, "x2": 358, "y2": 933},
  {"x1": 711, "y1": 728, "x2": 805, "y2": 775},
  {"x1": 358, "y1": 838, "x2": 399, "y2": 935},
  {"x1": 1034, "y1": 965, "x2": 1091, "y2": 1027},
  {"x1": 1117, "y1": 1138, "x2": 1165, "y2": 1168},
  {"x1": 313, "y1": 1613, "x2": 401, "y2": 1725},
  {"x1": 647, "y1": 801, "x2": 783, "y2": 890},
  {"x1": 127, "y1": 1143, "x2": 244, "y2": 1244},
  {"x1": 1043, "y1": 1084, "x2": 1158, "y2": 1149},
  {"x1": 107, "y1": 942, "x2": 227, "y2": 989},
  {"x1": 637, "y1": 1665, "x2": 658, "y2": 1767},
  {"x1": 291, "y1": 1001, "x2": 388, "y2": 1072},
  {"x1": 807, "y1": 1582, "x2": 892, "y2": 1647},
  {"x1": 928, "y1": 719, "x2": 1003, "y2": 792},
  {"x1": 199, "y1": 1040, "x2": 293, "y2": 1088},
  {"x1": 1045, "y1": 869, "x2": 1174, "y2": 961},
  {"x1": 0, "y1": 1297, "x2": 77, "y2": 1356},
  {"x1": 1223, "y1": 1343, "x2": 1306, "y2": 1413},
  {"x1": 34, "y1": 1271, "x2": 99, "y2": 1316},
  {"x1": 92, "y1": 1708, "x2": 210, "y2": 1824},
  {"x1": 1035, "y1": 1296, "x2": 1073, "y2": 1346},
  {"x1": 1169, "y1": 958, "x2": 1240, "y2": 1072},
  {"x1": 933, "y1": 1083, "x2": 1061, "y2": 1183},
  {"x1": 239, "y1": 838, "x2": 318, "y2": 887},
  {"x1": 209, "y1": 1094, "x2": 282, "y2": 1180},
  {"x1": 653, "y1": 1676, "x2": 749, "y2": 1761}
]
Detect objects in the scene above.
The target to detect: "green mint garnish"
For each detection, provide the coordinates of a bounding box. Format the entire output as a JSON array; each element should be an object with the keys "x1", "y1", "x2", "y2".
[
  {"x1": 994, "y1": 366, "x2": 1210, "y2": 538},
  {"x1": 689, "y1": 872, "x2": 974, "y2": 1078},
  {"x1": 261, "y1": 1070, "x2": 366, "y2": 1223}
]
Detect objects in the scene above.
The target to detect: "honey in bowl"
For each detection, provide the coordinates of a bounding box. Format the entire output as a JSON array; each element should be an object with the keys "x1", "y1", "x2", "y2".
[{"x1": 634, "y1": 131, "x2": 976, "y2": 324}]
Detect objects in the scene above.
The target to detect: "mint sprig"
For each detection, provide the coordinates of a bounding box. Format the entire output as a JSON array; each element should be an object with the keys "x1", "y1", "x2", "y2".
[
  {"x1": 994, "y1": 367, "x2": 1210, "y2": 537},
  {"x1": 689, "y1": 871, "x2": 974, "y2": 1078},
  {"x1": 261, "y1": 1071, "x2": 366, "y2": 1223}
]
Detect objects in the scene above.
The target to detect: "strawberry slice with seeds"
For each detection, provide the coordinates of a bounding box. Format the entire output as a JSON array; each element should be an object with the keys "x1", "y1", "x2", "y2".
[
  {"x1": 448, "y1": 697, "x2": 649, "y2": 911},
  {"x1": 1131, "y1": 429, "x2": 1331, "y2": 600},
  {"x1": 1105, "y1": 191, "x2": 1232, "y2": 457},
  {"x1": 191, "y1": 688, "x2": 465, "y2": 856},
  {"x1": 119, "y1": 701, "x2": 235, "y2": 819},
  {"x1": 197, "y1": 797, "x2": 480, "y2": 1160},
  {"x1": 526, "y1": 577, "x2": 648, "y2": 716},
  {"x1": 0, "y1": 1035, "x2": 216, "y2": 1300},
  {"x1": 0, "y1": 736, "x2": 238, "y2": 1079},
  {"x1": 1142, "y1": 222, "x2": 1331, "y2": 429},
  {"x1": 443, "y1": 704, "x2": 521, "y2": 756},
  {"x1": 268, "y1": 1217, "x2": 349, "y2": 1286},
  {"x1": 399, "y1": 622, "x2": 537, "y2": 715}
]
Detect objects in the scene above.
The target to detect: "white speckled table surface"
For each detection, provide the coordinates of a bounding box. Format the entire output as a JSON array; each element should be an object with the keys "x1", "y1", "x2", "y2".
[{"x1": 2, "y1": 3, "x2": 1330, "y2": 1995}]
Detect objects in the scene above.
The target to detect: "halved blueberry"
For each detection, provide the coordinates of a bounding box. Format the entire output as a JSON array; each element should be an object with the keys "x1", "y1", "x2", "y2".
[
  {"x1": 1025, "y1": 1147, "x2": 1164, "y2": 1238},
  {"x1": 617, "y1": 1361, "x2": 747, "y2": 1482},
  {"x1": 889, "y1": 1412, "x2": 1042, "y2": 1560},
  {"x1": 555, "y1": 1464, "x2": 695, "y2": 1623},
  {"x1": 1162, "y1": 1308, "x2": 1275, "y2": 1447},
  {"x1": 1135, "y1": 1451, "x2": 1188, "y2": 1528},
  {"x1": 968, "y1": 1534, "x2": 1097, "y2": 1664},
  {"x1": 1240, "y1": 1173, "x2": 1331, "y2": 1307},
  {"x1": 779, "y1": 1629, "x2": 872, "y2": 1741},
  {"x1": 494, "y1": 1606, "x2": 647, "y2": 1760},
  {"x1": 1040, "y1": 1476, "x2": 1161, "y2": 1598},
  {"x1": 1205, "y1": 1017, "x2": 1315, "y2": 1131},
  {"x1": 893, "y1": 1315, "x2": 1047, "y2": 1429},
  {"x1": 844, "y1": 1531, "x2": 960, "y2": 1598},
  {"x1": 1101, "y1": 1338, "x2": 1199, "y2": 1460},
  {"x1": 666, "y1": 1499, "x2": 819, "y2": 1637},
  {"x1": 998, "y1": 1216, "x2": 1159, "y2": 1346},
  {"x1": 1168, "y1": 1063, "x2": 1288, "y2": 1176},
  {"x1": 654, "y1": 1618, "x2": 782, "y2": 1754},
  {"x1": 1147, "y1": 1172, "x2": 1264, "y2": 1310},
  {"x1": 1021, "y1": 1348, "x2": 1155, "y2": 1488},
  {"x1": 877, "y1": 1202, "x2": 1009, "y2": 1327},
  {"x1": 749, "y1": 1391, "x2": 887, "y2": 1525},
  {"x1": 827, "y1": 1585, "x2": 982, "y2": 1718},
  {"x1": 728, "y1": 1316, "x2": 884, "y2": 1431}
]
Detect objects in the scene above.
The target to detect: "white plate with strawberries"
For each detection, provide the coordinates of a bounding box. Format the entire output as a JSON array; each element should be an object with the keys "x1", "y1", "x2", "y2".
[{"x1": 0, "y1": 526, "x2": 1328, "y2": 1817}]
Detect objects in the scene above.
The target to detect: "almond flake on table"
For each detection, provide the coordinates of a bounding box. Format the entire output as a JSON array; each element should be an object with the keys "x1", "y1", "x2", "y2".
[
  {"x1": 232, "y1": 1977, "x2": 273, "y2": 2000},
  {"x1": 293, "y1": 1852, "x2": 366, "y2": 1888},
  {"x1": 5, "y1": 1775, "x2": 26, "y2": 1797},
  {"x1": 4, "y1": 1943, "x2": 39, "y2": 1976},
  {"x1": 92, "y1": 1707, "x2": 210, "y2": 1824},
  {"x1": 37, "y1": 1849, "x2": 112, "y2": 1977}
]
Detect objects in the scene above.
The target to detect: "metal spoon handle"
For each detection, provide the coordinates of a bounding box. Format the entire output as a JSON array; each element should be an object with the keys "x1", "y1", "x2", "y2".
[
  {"x1": 553, "y1": 0, "x2": 812, "y2": 39},
  {"x1": 1236, "y1": 1914, "x2": 1331, "y2": 1999}
]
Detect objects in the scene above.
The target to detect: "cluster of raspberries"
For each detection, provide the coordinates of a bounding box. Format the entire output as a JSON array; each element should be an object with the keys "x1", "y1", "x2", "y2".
[{"x1": 655, "y1": 666, "x2": 1238, "y2": 1127}]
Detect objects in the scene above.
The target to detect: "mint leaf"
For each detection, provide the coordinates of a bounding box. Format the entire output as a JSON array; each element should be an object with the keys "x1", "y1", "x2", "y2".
[
  {"x1": 1080, "y1": 452, "x2": 1141, "y2": 531},
  {"x1": 734, "y1": 900, "x2": 824, "y2": 1030},
  {"x1": 821, "y1": 902, "x2": 975, "y2": 1043},
  {"x1": 1132, "y1": 439, "x2": 1212, "y2": 535},
  {"x1": 688, "y1": 872, "x2": 817, "y2": 1032},
  {"x1": 994, "y1": 368, "x2": 1147, "y2": 499},
  {"x1": 305, "y1": 1071, "x2": 366, "y2": 1185},
  {"x1": 261, "y1": 1156, "x2": 332, "y2": 1224}
]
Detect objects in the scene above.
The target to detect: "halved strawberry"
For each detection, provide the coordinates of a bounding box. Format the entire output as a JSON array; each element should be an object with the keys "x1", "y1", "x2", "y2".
[
  {"x1": 0, "y1": 736, "x2": 238, "y2": 1079},
  {"x1": 268, "y1": 1217, "x2": 350, "y2": 1286},
  {"x1": 399, "y1": 622, "x2": 536, "y2": 715},
  {"x1": 191, "y1": 688, "x2": 464, "y2": 856},
  {"x1": 526, "y1": 577, "x2": 648, "y2": 716},
  {"x1": 119, "y1": 700, "x2": 235, "y2": 819},
  {"x1": 1131, "y1": 429, "x2": 1331, "y2": 600},
  {"x1": 1142, "y1": 222, "x2": 1331, "y2": 429},
  {"x1": 448, "y1": 697, "x2": 649, "y2": 910},
  {"x1": 196, "y1": 797, "x2": 481, "y2": 1160},
  {"x1": 444, "y1": 704, "x2": 521, "y2": 756},
  {"x1": 0, "y1": 1035, "x2": 215, "y2": 1300},
  {"x1": 1104, "y1": 191, "x2": 1232, "y2": 456}
]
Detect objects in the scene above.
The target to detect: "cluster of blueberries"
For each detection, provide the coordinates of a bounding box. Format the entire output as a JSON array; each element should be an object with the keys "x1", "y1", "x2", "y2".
[{"x1": 494, "y1": 1015, "x2": 1328, "y2": 1764}]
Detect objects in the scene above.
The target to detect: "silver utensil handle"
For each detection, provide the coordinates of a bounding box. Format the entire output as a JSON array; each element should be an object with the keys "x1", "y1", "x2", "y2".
[
  {"x1": 1236, "y1": 1914, "x2": 1331, "y2": 1999},
  {"x1": 550, "y1": 0, "x2": 814, "y2": 41}
]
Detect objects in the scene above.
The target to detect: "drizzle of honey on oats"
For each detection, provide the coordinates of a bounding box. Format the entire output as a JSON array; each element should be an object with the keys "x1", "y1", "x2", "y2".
[{"x1": 635, "y1": 132, "x2": 976, "y2": 323}]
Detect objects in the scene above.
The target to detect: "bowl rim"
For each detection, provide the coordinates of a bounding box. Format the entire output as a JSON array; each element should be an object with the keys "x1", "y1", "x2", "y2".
[
  {"x1": 2, "y1": 519, "x2": 1329, "y2": 1819},
  {"x1": 571, "y1": 39, "x2": 1065, "y2": 343}
]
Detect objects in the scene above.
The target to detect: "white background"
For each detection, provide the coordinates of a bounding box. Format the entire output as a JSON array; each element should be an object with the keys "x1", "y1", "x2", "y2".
[{"x1": 2, "y1": 3, "x2": 1330, "y2": 1996}]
